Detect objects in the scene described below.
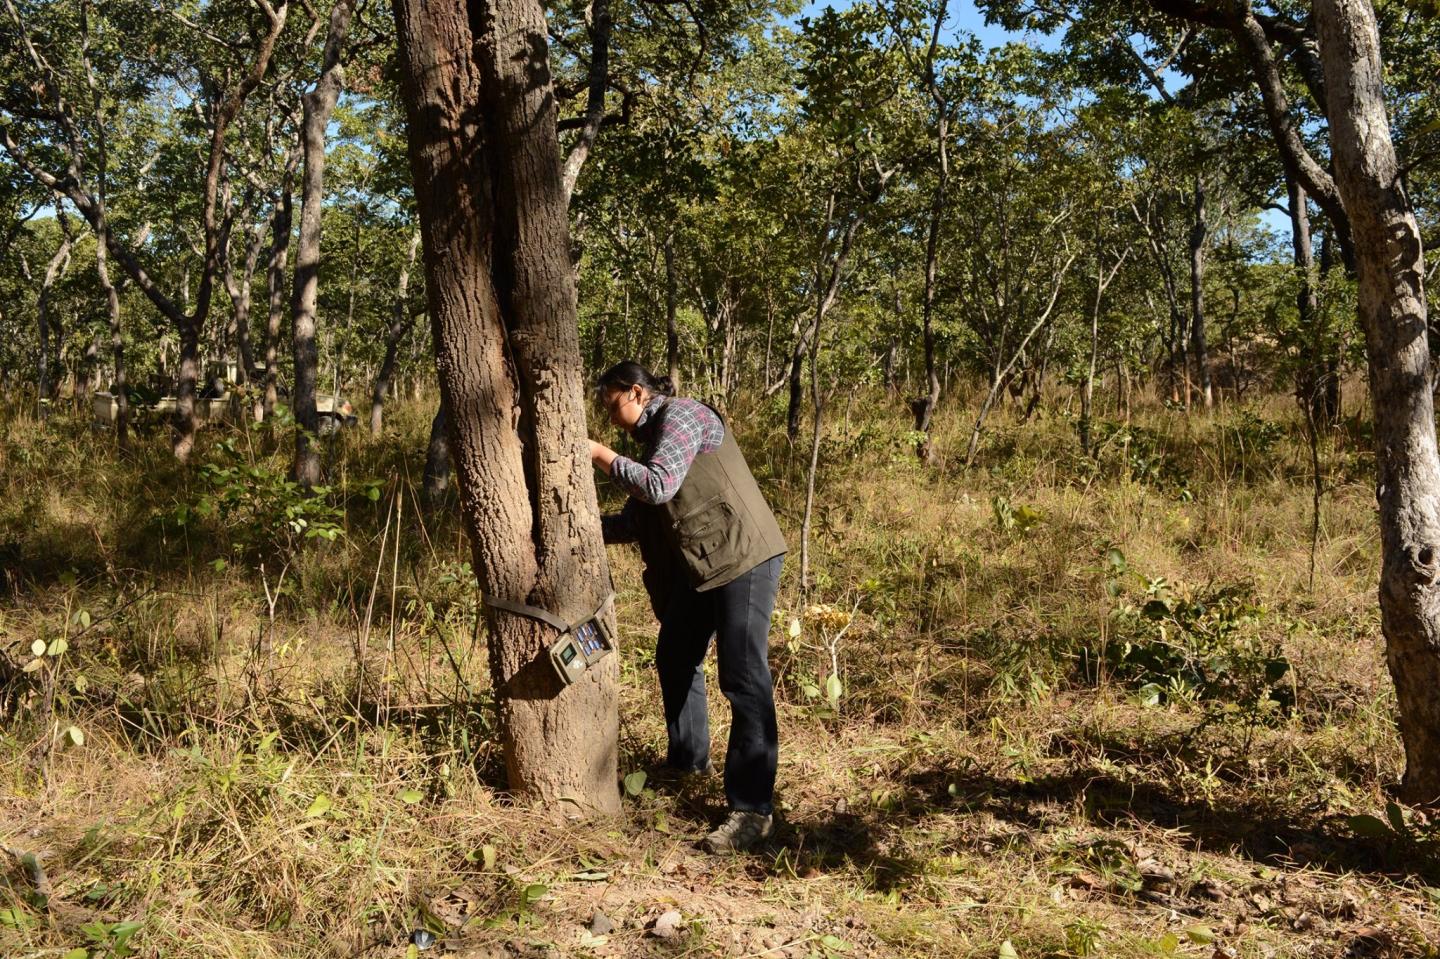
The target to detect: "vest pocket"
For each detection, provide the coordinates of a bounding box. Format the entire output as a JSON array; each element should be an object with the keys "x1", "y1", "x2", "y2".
[{"x1": 673, "y1": 495, "x2": 755, "y2": 582}]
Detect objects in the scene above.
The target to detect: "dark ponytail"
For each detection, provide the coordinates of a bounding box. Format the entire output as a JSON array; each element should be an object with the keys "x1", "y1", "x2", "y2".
[{"x1": 597, "y1": 361, "x2": 675, "y2": 398}]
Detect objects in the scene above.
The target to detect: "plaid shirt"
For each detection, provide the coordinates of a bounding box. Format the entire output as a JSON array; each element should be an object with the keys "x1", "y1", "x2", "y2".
[{"x1": 610, "y1": 395, "x2": 725, "y2": 505}]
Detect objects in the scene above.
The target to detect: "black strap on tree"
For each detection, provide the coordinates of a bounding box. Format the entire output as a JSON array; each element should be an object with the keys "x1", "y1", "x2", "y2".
[{"x1": 480, "y1": 591, "x2": 614, "y2": 635}]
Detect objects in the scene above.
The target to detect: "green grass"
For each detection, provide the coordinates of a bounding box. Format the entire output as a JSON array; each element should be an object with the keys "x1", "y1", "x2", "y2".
[{"x1": 2, "y1": 384, "x2": 1437, "y2": 958}]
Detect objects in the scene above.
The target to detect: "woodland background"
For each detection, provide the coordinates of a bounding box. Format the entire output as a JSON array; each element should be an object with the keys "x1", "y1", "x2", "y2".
[{"x1": 3, "y1": 0, "x2": 1440, "y2": 956}]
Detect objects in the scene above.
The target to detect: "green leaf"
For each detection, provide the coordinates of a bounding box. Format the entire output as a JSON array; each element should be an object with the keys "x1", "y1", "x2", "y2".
[
  {"x1": 1386, "y1": 801, "x2": 1408, "y2": 835},
  {"x1": 1184, "y1": 925, "x2": 1215, "y2": 944},
  {"x1": 78, "y1": 609, "x2": 91, "y2": 629},
  {"x1": 0, "y1": 907, "x2": 31, "y2": 929},
  {"x1": 405, "y1": 946, "x2": 419, "y2": 959},
  {"x1": 1156, "y1": 932, "x2": 1179, "y2": 954},
  {"x1": 1347, "y1": 814, "x2": 1392, "y2": 838},
  {"x1": 65, "y1": 726, "x2": 85, "y2": 747},
  {"x1": 305, "y1": 794, "x2": 333, "y2": 818},
  {"x1": 482, "y1": 844, "x2": 497, "y2": 869},
  {"x1": 522, "y1": 883, "x2": 548, "y2": 904},
  {"x1": 30, "y1": 639, "x2": 45, "y2": 657},
  {"x1": 825, "y1": 673, "x2": 844, "y2": 707},
  {"x1": 110, "y1": 920, "x2": 142, "y2": 957},
  {"x1": 62, "y1": 949, "x2": 89, "y2": 959},
  {"x1": 623, "y1": 771, "x2": 647, "y2": 796},
  {"x1": 48, "y1": 637, "x2": 68, "y2": 656},
  {"x1": 399, "y1": 788, "x2": 424, "y2": 805},
  {"x1": 997, "y1": 940, "x2": 1019, "y2": 959}
]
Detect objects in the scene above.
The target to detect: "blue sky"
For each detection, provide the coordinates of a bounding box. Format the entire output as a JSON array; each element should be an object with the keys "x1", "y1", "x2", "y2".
[{"x1": 797, "y1": 0, "x2": 1055, "y2": 50}]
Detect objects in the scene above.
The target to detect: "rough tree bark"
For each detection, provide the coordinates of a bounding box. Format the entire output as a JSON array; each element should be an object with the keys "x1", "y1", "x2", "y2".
[
  {"x1": 292, "y1": 0, "x2": 355, "y2": 487},
  {"x1": 392, "y1": 0, "x2": 620, "y2": 812},
  {"x1": 1314, "y1": 0, "x2": 1440, "y2": 804}
]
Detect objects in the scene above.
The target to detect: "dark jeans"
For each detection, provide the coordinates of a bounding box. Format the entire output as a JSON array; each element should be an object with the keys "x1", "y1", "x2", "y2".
[{"x1": 656, "y1": 554, "x2": 783, "y2": 814}]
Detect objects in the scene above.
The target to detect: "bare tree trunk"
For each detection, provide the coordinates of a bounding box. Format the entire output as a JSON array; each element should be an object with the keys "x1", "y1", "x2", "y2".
[
  {"x1": 96, "y1": 221, "x2": 127, "y2": 448},
  {"x1": 291, "y1": 0, "x2": 355, "y2": 487},
  {"x1": 1083, "y1": 222, "x2": 1129, "y2": 454},
  {"x1": 263, "y1": 175, "x2": 295, "y2": 422},
  {"x1": 799, "y1": 336, "x2": 824, "y2": 592},
  {"x1": 371, "y1": 230, "x2": 422, "y2": 435},
  {"x1": 1081, "y1": 231, "x2": 1103, "y2": 456},
  {"x1": 223, "y1": 209, "x2": 273, "y2": 384},
  {"x1": 36, "y1": 211, "x2": 74, "y2": 414},
  {"x1": 787, "y1": 192, "x2": 871, "y2": 444},
  {"x1": 1287, "y1": 177, "x2": 1329, "y2": 425},
  {"x1": 763, "y1": 293, "x2": 775, "y2": 388},
  {"x1": 912, "y1": 2, "x2": 950, "y2": 454},
  {"x1": 559, "y1": 0, "x2": 611, "y2": 205},
  {"x1": 393, "y1": 0, "x2": 620, "y2": 812},
  {"x1": 1315, "y1": 0, "x2": 1440, "y2": 805},
  {"x1": 664, "y1": 233, "x2": 680, "y2": 390},
  {"x1": 422, "y1": 401, "x2": 451, "y2": 511},
  {"x1": 1189, "y1": 176, "x2": 1213, "y2": 409}
]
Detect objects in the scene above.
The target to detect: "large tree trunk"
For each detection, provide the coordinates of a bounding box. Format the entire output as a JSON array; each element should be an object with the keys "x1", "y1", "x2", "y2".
[
  {"x1": 291, "y1": 0, "x2": 355, "y2": 487},
  {"x1": 392, "y1": 0, "x2": 620, "y2": 812},
  {"x1": 371, "y1": 230, "x2": 422, "y2": 435},
  {"x1": 1315, "y1": 0, "x2": 1440, "y2": 805},
  {"x1": 1189, "y1": 176, "x2": 1213, "y2": 409}
]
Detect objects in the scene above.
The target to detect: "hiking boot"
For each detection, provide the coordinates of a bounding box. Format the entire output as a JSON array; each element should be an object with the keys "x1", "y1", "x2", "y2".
[{"x1": 702, "y1": 810, "x2": 774, "y2": 854}]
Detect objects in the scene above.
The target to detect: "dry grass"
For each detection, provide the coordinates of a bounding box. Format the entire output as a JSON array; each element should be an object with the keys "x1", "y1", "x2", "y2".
[{"x1": 2, "y1": 386, "x2": 1438, "y2": 959}]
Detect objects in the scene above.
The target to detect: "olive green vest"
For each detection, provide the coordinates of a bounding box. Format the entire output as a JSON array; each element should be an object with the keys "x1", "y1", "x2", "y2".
[{"x1": 642, "y1": 402, "x2": 787, "y2": 593}]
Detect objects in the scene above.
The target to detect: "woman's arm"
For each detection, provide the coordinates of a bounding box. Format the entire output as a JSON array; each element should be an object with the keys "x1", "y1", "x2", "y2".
[{"x1": 607, "y1": 401, "x2": 723, "y2": 505}]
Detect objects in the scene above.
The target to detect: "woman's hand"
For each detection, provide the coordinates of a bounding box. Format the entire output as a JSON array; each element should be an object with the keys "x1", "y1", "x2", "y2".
[{"x1": 589, "y1": 438, "x2": 618, "y2": 474}]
